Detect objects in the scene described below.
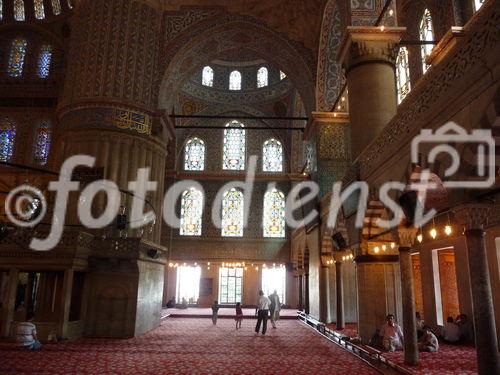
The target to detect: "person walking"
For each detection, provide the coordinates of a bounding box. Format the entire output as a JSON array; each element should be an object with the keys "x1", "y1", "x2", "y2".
[
  {"x1": 255, "y1": 290, "x2": 271, "y2": 335},
  {"x1": 211, "y1": 300, "x2": 219, "y2": 325},
  {"x1": 269, "y1": 290, "x2": 281, "y2": 329}
]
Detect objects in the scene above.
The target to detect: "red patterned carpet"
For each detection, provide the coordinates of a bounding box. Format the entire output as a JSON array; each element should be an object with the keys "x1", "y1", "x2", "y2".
[
  {"x1": 382, "y1": 343, "x2": 478, "y2": 375},
  {"x1": 0, "y1": 318, "x2": 379, "y2": 375}
]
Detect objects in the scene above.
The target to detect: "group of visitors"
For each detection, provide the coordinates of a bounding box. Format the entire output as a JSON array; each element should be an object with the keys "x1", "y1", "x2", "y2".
[
  {"x1": 442, "y1": 314, "x2": 474, "y2": 343},
  {"x1": 376, "y1": 313, "x2": 439, "y2": 353},
  {"x1": 210, "y1": 290, "x2": 282, "y2": 335}
]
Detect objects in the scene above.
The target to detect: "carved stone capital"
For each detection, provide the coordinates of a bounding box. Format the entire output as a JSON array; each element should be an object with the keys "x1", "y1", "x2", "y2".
[
  {"x1": 453, "y1": 203, "x2": 493, "y2": 231},
  {"x1": 338, "y1": 26, "x2": 406, "y2": 71},
  {"x1": 396, "y1": 226, "x2": 418, "y2": 249}
]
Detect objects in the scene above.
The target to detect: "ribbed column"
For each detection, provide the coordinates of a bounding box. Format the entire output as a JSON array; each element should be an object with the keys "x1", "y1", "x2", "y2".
[
  {"x1": 397, "y1": 226, "x2": 419, "y2": 366},
  {"x1": 338, "y1": 27, "x2": 405, "y2": 158},
  {"x1": 455, "y1": 203, "x2": 499, "y2": 375}
]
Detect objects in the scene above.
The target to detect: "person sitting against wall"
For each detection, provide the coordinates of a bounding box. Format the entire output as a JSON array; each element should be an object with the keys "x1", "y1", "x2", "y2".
[
  {"x1": 415, "y1": 312, "x2": 425, "y2": 338},
  {"x1": 379, "y1": 314, "x2": 404, "y2": 352},
  {"x1": 16, "y1": 312, "x2": 42, "y2": 351},
  {"x1": 166, "y1": 296, "x2": 176, "y2": 308},
  {"x1": 442, "y1": 316, "x2": 460, "y2": 343},
  {"x1": 418, "y1": 326, "x2": 439, "y2": 352},
  {"x1": 457, "y1": 314, "x2": 474, "y2": 343}
]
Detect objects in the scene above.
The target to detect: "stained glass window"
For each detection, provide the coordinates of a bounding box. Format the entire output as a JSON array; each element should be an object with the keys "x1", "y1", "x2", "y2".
[
  {"x1": 263, "y1": 188, "x2": 285, "y2": 238},
  {"x1": 257, "y1": 67, "x2": 268, "y2": 88},
  {"x1": 14, "y1": 0, "x2": 25, "y2": 21},
  {"x1": 202, "y1": 66, "x2": 214, "y2": 87},
  {"x1": 280, "y1": 70, "x2": 286, "y2": 80},
  {"x1": 37, "y1": 45, "x2": 52, "y2": 78},
  {"x1": 184, "y1": 137, "x2": 205, "y2": 171},
  {"x1": 396, "y1": 47, "x2": 411, "y2": 104},
  {"x1": 67, "y1": 0, "x2": 73, "y2": 9},
  {"x1": 1, "y1": 0, "x2": 4, "y2": 20},
  {"x1": 474, "y1": 0, "x2": 485, "y2": 11},
  {"x1": 51, "y1": 0, "x2": 61, "y2": 15},
  {"x1": 221, "y1": 188, "x2": 244, "y2": 237},
  {"x1": 180, "y1": 187, "x2": 203, "y2": 236},
  {"x1": 229, "y1": 70, "x2": 241, "y2": 91},
  {"x1": 0, "y1": 118, "x2": 16, "y2": 162},
  {"x1": 219, "y1": 267, "x2": 243, "y2": 303},
  {"x1": 223, "y1": 120, "x2": 245, "y2": 170},
  {"x1": 8, "y1": 39, "x2": 28, "y2": 78},
  {"x1": 34, "y1": 0, "x2": 45, "y2": 19},
  {"x1": 262, "y1": 138, "x2": 283, "y2": 172},
  {"x1": 419, "y1": 9, "x2": 434, "y2": 73},
  {"x1": 33, "y1": 121, "x2": 51, "y2": 165}
]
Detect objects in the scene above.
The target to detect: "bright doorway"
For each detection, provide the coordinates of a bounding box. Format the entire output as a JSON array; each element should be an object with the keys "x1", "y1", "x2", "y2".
[
  {"x1": 176, "y1": 266, "x2": 201, "y2": 304},
  {"x1": 262, "y1": 266, "x2": 286, "y2": 304}
]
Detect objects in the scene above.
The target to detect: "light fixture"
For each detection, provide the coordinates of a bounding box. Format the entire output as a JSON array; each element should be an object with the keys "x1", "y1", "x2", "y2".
[
  {"x1": 380, "y1": 25, "x2": 385, "y2": 31},
  {"x1": 207, "y1": 262, "x2": 210, "y2": 266},
  {"x1": 445, "y1": 225, "x2": 452, "y2": 236},
  {"x1": 388, "y1": 9, "x2": 394, "y2": 16},
  {"x1": 381, "y1": 245, "x2": 387, "y2": 251},
  {"x1": 374, "y1": 246, "x2": 380, "y2": 254},
  {"x1": 417, "y1": 233, "x2": 423, "y2": 243},
  {"x1": 390, "y1": 242, "x2": 395, "y2": 249}
]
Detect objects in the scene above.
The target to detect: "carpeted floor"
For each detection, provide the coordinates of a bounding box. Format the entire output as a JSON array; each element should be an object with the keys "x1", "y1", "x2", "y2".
[
  {"x1": 0, "y1": 318, "x2": 379, "y2": 375},
  {"x1": 162, "y1": 307, "x2": 298, "y2": 319}
]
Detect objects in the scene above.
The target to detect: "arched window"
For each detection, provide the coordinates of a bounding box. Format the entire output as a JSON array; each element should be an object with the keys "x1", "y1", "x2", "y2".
[
  {"x1": 0, "y1": 0, "x2": 3, "y2": 21},
  {"x1": 51, "y1": 0, "x2": 61, "y2": 15},
  {"x1": 202, "y1": 66, "x2": 214, "y2": 87},
  {"x1": 0, "y1": 118, "x2": 16, "y2": 162},
  {"x1": 263, "y1": 188, "x2": 285, "y2": 238},
  {"x1": 419, "y1": 9, "x2": 435, "y2": 73},
  {"x1": 67, "y1": 0, "x2": 73, "y2": 8},
  {"x1": 8, "y1": 39, "x2": 28, "y2": 78},
  {"x1": 37, "y1": 45, "x2": 53, "y2": 78},
  {"x1": 33, "y1": 121, "x2": 52, "y2": 165},
  {"x1": 223, "y1": 120, "x2": 245, "y2": 170},
  {"x1": 184, "y1": 137, "x2": 205, "y2": 171},
  {"x1": 221, "y1": 188, "x2": 244, "y2": 237},
  {"x1": 280, "y1": 70, "x2": 286, "y2": 80},
  {"x1": 262, "y1": 138, "x2": 283, "y2": 172},
  {"x1": 180, "y1": 187, "x2": 203, "y2": 236},
  {"x1": 257, "y1": 67, "x2": 268, "y2": 88},
  {"x1": 14, "y1": 0, "x2": 25, "y2": 21},
  {"x1": 34, "y1": 0, "x2": 45, "y2": 19},
  {"x1": 229, "y1": 70, "x2": 241, "y2": 91},
  {"x1": 474, "y1": 0, "x2": 485, "y2": 11},
  {"x1": 396, "y1": 47, "x2": 411, "y2": 104}
]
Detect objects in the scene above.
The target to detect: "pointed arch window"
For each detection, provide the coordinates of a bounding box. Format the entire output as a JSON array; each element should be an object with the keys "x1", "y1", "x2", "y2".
[
  {"x1": 180, "y1": 187, "x2": 203, "y2": 236},
  {"x1": 221, "y1": 188, "x2": 244, "y2": 237},
  {"x1": 229, "y1": 70, "x2": 241, "y2": 91},
  {"x1": 257, "y1": 67, "x2": 268, "y2": 88},
  {"x1": 263, "y1": 188, "x2": 285, "y2": 238},
  {"x1": 223, "y1": 120, "x2": 245, "y2": 170},
  {"x1": 419, "y1": 9, "x2": 435, "y2": 73},
  {"x1": 280, "y1": 70, "x2": 286, "y2": 80},
  {"x1": 474, "y1": 0, "x2": 485, "y2": 11},
  {"x1": 51, "y1": 0, "x2": 61, "y2": 15},
  {"x1": 0, "y1": 118, "x2": 16, "y2": 162},
  {"x1": 184, "y1": 137, "x2": 205, "y2": 171},
  {"x1": 33, "y1": 121, "x2": 52, "y2": 165},
  {"x1": 0, "y1": 0, "x2": 3, "y2": 21},
  {"x1": 67, "y1": 0, "x2": 73, "y2": 8},
  {"x1": 262, "y1": 138, "x2": 283, "y2": 172},
  {"x1": 34, "y1": 0, "x2": 45, "y2": 19},
  {"x1": 14, "y1": 0, "x2": 25, "y2": 21},
  {"x1": 396, "y1": 47, "x2": 411, "y2": 104},
  {"x1": 8, "y1": 39, "x2": 28, "y2": 78},
  {"x1": 37, "y1": 45, "x2": 53, "y2": 78},
  {"x1": 202, "y1": 66, "x2": 214, "y2": 87}
]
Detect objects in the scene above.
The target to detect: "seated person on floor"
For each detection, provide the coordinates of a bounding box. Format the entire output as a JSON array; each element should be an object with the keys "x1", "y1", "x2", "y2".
[
  {"x1": 179, "y1": 297, "x2": 188, "y2": 309},
  {"x1": 442, "y1": 316, "x2": 460, "y2": 343},
  {"x1": 16, "y1": 313, "x2": 42, "y2": 351},
  {"x1": 418, "y1": 326, "x2": 439, "y2": 352},
  {"x1": 166, "y1": 296, "x2": 176, "y2": 308},
  {"x1": 457, "y1": 314, "x2": 474, "y2": 343},
  {"x1": 379, "y1": 314, "x2": 404, "y2": 352},
  {"x1": 416, "y1": 312, "x2": 425, "y2": 339}
]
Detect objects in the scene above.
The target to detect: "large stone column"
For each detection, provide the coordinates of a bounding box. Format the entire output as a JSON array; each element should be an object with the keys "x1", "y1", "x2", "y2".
[
  {"x1": 298, "y1": 273, "x2": 304, "y2": 311},
  {"x1": 58, "y1": 269, "x2": 74, "y2": 339},
  {"x1": 335, "y1": 260, "x2": 345, "y2": 329},
  {"x1": 319, "y1": 265, "x2": 330, "y2": 322},
  {"x1": 397, "y1": 226, "x2": 419, "y2": 366},
  {"x1": 338, "y1": 27, "x2": 405, "y2": 158},
  {"x1": 454, "y1": 203, "x2": 499, "y2": 375},
  {"x1": 0, "y1": 268, "x2": 18, "y2": 338}
]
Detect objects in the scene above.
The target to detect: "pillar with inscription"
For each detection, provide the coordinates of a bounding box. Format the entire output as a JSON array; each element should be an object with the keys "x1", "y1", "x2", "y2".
[
  {"x1": 454, "y1": 203, "x2": 499, "y2": 375},
  {"x1": 338, "y1": 27, "x2": 405, "y2": 158},
  {"x1": 397, "y1": 226, "x2": 419, "y2": 366},
  {"x1": 55, "y1": 0, "x2": 170, "y2": 338}
]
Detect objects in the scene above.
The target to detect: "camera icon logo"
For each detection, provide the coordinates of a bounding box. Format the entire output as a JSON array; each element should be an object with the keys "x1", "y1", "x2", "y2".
[{"x1": 411, "y1": 122, "x2": 496, "y2": 189}]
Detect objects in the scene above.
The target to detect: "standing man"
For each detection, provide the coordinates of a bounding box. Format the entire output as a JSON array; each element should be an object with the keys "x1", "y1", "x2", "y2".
[
  {"x1": 255, "y1": 290, "x2": 271, "y2": 335},
  {"x1": 269, "y1": 290, "x2": 281, "y2": 329}
]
